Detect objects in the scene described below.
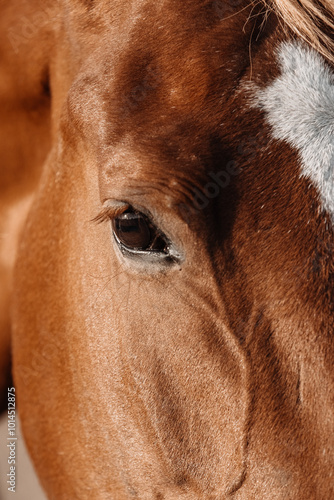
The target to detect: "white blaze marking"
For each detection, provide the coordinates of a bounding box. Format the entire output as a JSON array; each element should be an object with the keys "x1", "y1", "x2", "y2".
[{"x1": 255, "y1": 41, "x2": 334, "y2": 221}]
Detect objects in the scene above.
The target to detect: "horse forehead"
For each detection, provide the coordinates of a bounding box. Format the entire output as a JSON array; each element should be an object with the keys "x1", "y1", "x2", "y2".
[
  {"x1": 66, "y1": 0, "x2": 272, "y2": 151},
  {"x1": 254, "y1": 41, "x2": 334, "y2": 223},
  {"x1": 109, "y1": 42, "x2": 222, "y2": 119},
  {"x1": 98, "y1": 2, "x2": 261, "y2": 119}
]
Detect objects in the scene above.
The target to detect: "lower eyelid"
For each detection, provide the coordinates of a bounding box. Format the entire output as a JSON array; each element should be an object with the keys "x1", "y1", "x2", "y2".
[
  {"x1": 113, "y1": 229, "x2": 167, "y2": 255},
  {"x1": 114, "y1": 234, "x2": 172, "y2": 262}
]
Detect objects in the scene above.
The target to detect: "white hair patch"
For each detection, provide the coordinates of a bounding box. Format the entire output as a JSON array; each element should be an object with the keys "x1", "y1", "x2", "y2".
[{"x1": 254, "y1": 41, "x2": 334, "y2": 222}]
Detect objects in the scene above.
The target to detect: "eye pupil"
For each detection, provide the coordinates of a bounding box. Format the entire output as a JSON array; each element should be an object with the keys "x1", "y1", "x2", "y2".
[
  {"x1": 114, "y1": 212, "x2": 151, "y2": 249},
  {"x1": 112, "y1": 210, "x2": 168, "y2": 253}
]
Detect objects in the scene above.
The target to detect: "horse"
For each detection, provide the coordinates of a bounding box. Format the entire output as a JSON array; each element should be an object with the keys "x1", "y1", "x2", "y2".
[{"x1": 0, "y1": 0, "x2": 333, "y2": 497}]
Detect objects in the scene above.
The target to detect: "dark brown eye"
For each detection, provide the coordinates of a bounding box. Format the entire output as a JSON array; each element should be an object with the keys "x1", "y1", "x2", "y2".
[{"x1": 112, "y1": 210, "x2": 168, "y2": 253}]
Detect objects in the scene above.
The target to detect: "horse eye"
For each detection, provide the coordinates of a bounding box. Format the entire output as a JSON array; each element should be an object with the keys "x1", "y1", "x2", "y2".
[{"x1": 112, "y1": 210, "x2": 168, "y2": 253}]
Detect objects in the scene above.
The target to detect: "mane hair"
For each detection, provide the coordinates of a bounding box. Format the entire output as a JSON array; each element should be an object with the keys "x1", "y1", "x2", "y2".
[{"x1": 266, "y1": 0, "x2": 334, "y2": 63}]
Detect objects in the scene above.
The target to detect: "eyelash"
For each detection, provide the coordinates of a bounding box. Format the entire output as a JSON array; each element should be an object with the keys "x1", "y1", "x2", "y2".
[{"x1": 92, "y1": 205, "x2": 129, "y2": 225}]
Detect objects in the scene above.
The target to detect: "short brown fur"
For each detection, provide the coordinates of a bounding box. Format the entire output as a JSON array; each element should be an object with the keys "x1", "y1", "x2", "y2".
[{"x1": 0, "y1": 1, "x2": 333, "y2": 499}]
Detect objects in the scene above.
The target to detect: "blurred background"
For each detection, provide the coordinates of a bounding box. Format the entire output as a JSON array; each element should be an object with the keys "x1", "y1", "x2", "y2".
[{"x1": 0, "y1": 413, "x2": 46, "y2": 499}]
